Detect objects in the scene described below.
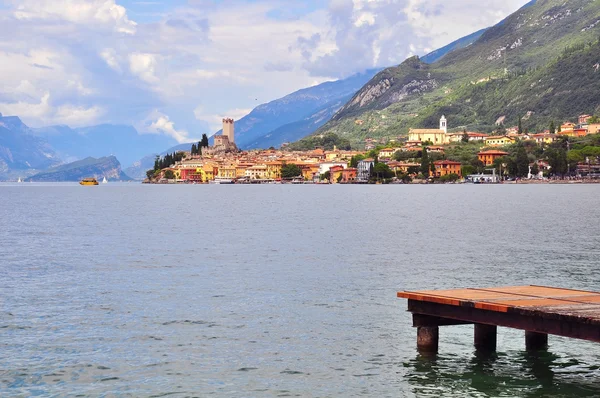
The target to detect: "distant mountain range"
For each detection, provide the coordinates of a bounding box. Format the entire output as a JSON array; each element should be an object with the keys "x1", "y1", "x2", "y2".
[
  {"x1": 26, "y1": 156, "x2": 130, "y2": 182},
  {"x1": 297, "y1": 0, "x2": 600, "y2": 147},
  {"x1": 0, "y1": 114, "x2": 61, "y2": 178},
  {"x1": 31, "y1": 124, "x2": 178, "y2": 167}
]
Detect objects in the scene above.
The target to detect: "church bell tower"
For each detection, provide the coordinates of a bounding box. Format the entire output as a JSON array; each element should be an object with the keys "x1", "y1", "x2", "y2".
[{"x1": 440, "y1": 115, "x2": 447, "y2": 134}]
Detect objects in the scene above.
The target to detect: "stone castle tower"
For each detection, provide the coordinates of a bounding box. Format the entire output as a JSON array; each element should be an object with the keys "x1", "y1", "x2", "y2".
[
  {"x1": 440, "y1": 115, "x2": 447, "y2": 134},
  {"x1": 222, "y1": 118, "x2": 234, "y2": 144}
]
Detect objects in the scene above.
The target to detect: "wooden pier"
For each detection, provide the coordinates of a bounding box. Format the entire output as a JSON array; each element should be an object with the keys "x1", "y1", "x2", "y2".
[{"x1": 397, "y1": 285, "x2": 600, "y2": 352}]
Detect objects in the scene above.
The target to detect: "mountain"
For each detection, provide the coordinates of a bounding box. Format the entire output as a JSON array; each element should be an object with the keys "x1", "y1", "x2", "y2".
[
  {"x1": 231, "y1": 69, "x2": 380, "y2": 149},
  {"x1": 27, "y1": 156, "x2": 131, "y2": 182},
  {"x1": 421, "y1": 28, "x2": 488, "y2": 64},
  {"x1": 297, "y1": 0, "x2": 600, "y2": 147},
  {"x1": 0, "y1": 113, "x2": 61, "y2": 179},
  {"x1": 31, "y1": 124, "x2": 179, "y2": 167}
]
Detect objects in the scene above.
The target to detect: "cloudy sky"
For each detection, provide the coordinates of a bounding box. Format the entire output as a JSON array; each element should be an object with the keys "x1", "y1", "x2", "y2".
[{"x1": 0, "y1": 0, "x2": 530, "y2": 142}]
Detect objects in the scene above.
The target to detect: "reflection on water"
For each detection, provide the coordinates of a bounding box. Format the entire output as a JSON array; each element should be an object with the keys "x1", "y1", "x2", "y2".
[{"x1": 406, "y1": 347, "x2": 600, "y2": 397}]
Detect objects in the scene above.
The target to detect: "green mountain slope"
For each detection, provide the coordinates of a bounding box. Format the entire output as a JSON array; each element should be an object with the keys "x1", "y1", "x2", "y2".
[{"x1": 297, "y1": 0, "x2": 600, "y2": 147}]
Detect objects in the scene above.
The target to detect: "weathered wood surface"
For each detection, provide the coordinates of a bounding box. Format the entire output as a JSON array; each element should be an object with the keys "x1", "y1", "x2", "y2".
[{"x1": 398, "y1": 285, "x2": 600, "y2": 343}]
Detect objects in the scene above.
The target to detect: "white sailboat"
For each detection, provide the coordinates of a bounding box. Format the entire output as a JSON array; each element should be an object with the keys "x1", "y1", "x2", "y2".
[
  {"x1": 17, "y1": 177, "x2": 22, "y2": 183},
  {"x1": 102, "y1": 176, "x2": 108, "y2": 184}
]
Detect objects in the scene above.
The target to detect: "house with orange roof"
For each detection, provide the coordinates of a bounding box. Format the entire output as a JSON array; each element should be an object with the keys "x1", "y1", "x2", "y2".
[
  {"x1": 378, "y1": 147, "x2": 398, "y2": 158},
  {"x1": 433, "y1": 160, "x2": 462, "y2": 177},
  {"x1": 478, "y1": 150, "x2": 509, "y2": 166}
]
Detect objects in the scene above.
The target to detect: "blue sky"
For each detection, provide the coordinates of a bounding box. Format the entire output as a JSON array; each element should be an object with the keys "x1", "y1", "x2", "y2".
[{"x1": 0, "y1": 0, "x2": 530, "y2": 142}]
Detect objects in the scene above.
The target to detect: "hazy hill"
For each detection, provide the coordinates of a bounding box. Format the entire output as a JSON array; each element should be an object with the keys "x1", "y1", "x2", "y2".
[
  {"x1": 296, "y1": 0, "x2": 600, "y2": 147},
  {"x1": 0, "y1": 114, "x2": 61, "y2": 179},
  {"x1": 27, "y1": 156, "x2": 131, "y2": 182},
  {"x1": 31, "y1": 124, "x2": 179, "y2": 167}
]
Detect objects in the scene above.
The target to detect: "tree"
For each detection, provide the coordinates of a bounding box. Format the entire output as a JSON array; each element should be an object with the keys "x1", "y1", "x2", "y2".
[
  {"x1": 350, "y1": 154, "x2": 366, "y2": 168},
  {"x1": 588, "y1": 115, "x2": 600, "y2": 123},
  {"x1": 154, "y1": 155, "x2": 160, "y2": 171},
  {"x1": 372, "y1": 162, "x2": 394, "y2": 182},
  {"x1": 557, "y1": 124, "x2": 562, "y2": 133},
  {"x1": 461, "y1": 129, "x2": 469, "y2": 143},
  {"x1": 146, "y1": 169, "x2": 155, "y2": 180},
  {"x1": 420, "y1": 147, "x2": 430, "y2": 177},
  {"x1": 518, "y1": 117, "x2": 522, "y2": 135},
  {"x1": 320, "y1": 171, "x2": 331, "y2": 181},
  {"x1": 281, "y1": 163, "x2": 303, "y2": 179},
  {"x1": 164, "y1": 170, "x2": 175, "y2": 179},
  {"x1": 549, "y1": 121, "x2": 556, "y2": 134},
  {"x1": 546, "y1": 147, "x2": 567, "y2": 176},
  {"x1": 191, "y1": 143, "x2": 197, "y2": 155},
  {"x1": 531, "y1": 162, "x2": 539, "y2": 176},
  {"x1": 201, "y1": 134, "x2": 209, "y2": 148},
  {"x1": 515, "y1": 142, "x2": 529, "y2": 177}
]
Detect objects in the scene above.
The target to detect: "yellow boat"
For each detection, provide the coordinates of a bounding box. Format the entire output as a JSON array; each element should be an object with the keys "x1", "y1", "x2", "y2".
[{"x1": 80, "y1": 178, "x2": 99, "y2": 186}]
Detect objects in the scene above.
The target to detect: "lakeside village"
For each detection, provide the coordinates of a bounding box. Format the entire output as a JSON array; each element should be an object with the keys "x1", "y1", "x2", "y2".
[{"x1": 146, "y1": 114, "x2": 600, "y2": 184}]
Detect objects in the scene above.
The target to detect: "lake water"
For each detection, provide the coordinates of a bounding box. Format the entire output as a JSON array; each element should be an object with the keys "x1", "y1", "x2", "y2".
[{"x1": 2, "y1": 184, "x2": 600, "y2": 397}]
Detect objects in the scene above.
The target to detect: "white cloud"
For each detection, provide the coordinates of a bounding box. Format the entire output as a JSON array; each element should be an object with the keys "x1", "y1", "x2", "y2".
[
  {"x1": 129, "y1": 53, "x2": 158, "y2": 83},
  {"x1": 0, "y1": 92, "x2": 104, "y2": 127},
  {"x1": 12, "y1": 0, "x2": 137, "y2": 34},
  {"x1": 143, "y1": 111, "x2": 195, "y2": 143},
  {"x1": 100, "y1": 48, "x2": 121, "y2": 72}
]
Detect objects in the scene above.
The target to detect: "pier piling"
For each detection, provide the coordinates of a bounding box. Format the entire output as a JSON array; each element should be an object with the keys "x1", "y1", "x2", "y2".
[
  {"x1": 474, "y1": 324, "x2": 497, "y2": 351},
  {"x1": 525, "y1": 331, "x2": 549, "y2": 351},
  {"x1": 417, "y1": 326, "x2": 439, "y2": 352}
]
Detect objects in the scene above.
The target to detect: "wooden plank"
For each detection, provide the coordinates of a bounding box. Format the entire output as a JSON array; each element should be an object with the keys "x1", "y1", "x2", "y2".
[{"x1": 407, "y1": 299, "x2": 600, "y2": 342}]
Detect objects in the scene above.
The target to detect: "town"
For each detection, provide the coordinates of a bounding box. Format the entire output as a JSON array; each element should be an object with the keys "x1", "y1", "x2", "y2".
[{"x1": 146, "y1": 114, "x2": 600, "y2": 184}]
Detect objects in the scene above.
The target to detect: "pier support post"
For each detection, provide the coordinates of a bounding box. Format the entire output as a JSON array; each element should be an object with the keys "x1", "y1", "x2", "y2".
[
  {"x1": 474, "y1": 324, "x2": 497, "y2": 352},
  {"x1": 417, "y1": 326, "x2": 439, "y2": 353},
  {"x1": 525, "y1": 331, "x2": 548, "y2": 351}
]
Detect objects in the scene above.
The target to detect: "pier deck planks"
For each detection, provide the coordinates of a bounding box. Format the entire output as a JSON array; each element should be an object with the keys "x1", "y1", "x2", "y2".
[{"x1": 398, "y1": 285, "x2": 600, "y2": 342}]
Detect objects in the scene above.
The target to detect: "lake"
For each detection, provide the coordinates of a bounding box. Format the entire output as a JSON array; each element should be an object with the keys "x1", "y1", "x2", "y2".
[{"x1": 2, "y1": 184, "x2": 600, "y2": 397}]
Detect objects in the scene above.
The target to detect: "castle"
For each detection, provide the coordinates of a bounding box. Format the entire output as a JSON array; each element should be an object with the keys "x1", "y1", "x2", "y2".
[
  {"x1": 212, "y1": 118, "x2": 237, "y2": 151},
  {"x1": 408, "y1": 116, "x2": 451, "y2": 145}
]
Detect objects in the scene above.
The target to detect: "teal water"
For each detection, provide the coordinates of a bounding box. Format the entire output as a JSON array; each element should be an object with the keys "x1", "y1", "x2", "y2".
[{"x1": 1, "y1": 184, "x2": 600, "y2": 397}]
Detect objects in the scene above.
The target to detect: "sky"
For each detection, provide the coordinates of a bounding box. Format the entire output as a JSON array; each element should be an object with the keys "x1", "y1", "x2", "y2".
[{"x1": 0, "y1": 0, "x2": 531, "y2": 142}]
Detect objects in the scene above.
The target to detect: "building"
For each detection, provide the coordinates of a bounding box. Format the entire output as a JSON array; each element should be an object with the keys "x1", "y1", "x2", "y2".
[
  {"x1": 329, "y1": 165, "x2": 345, "y2": 183},
  {"x1": 589, "y1": 124, "x2": 600, "y2": 135},
  {"x1": 478, "y1": 150, "x2": 509, "y2": 166},
  {"x1": 357, "y1": 158, "x2": 375, "y2": 181},
  {"x1": 433, "y1": 160, "x2": 462, "y2": 177},
  {"x1": 210, "y1": 118, "x2": 237, "y2": 152},
  {"x1": 448, "y1": 132, "x2": 487, "y2": 142},
  {"x1": 531, "y1": 133, "x2": 558, "y2": 144},
  {"x1": 560, "y1": 122, "x2": 576, "y2": 132},
  {"x1": 341, "y1": 168, "x2": 358, "y2": 183},
  {"x1": 579, "y1": 115, "x2": 592, "y2": 125},
  {"x1": 388, "y1": 162, "x2": 420, "y2": 175},
  {"x1": 484, "y1": 135, "x2": 516, "y2": 147},
  {"x1": 378, "y1": 148, "x2": 398, "y2": 158},
  {"x1": 318, "y1": 162, "x2": 347, "y2": 176},
  {"x1": 245, "y1": 165, "x2": 268, "y2": 179},
  {"x1": 223, "y1": 118, "x2": 234, "y2": 143},
  {"x1": 408, "y1": 116, "x2": 451, "y2": 145}
]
